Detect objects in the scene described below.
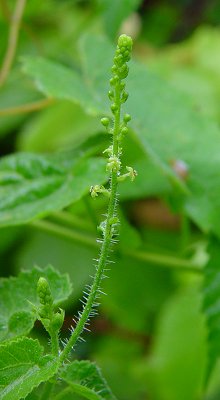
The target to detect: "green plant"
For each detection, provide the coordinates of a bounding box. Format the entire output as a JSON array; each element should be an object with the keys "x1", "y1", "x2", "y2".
[
  {"x1": 4, "y1": 2, "x2": 220, "y2": 400},
  {"x1": 0, "y1": 33, "x2": 134, "y2": 400}
]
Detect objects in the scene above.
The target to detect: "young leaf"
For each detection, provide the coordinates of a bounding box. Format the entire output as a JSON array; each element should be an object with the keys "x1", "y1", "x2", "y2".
[
  {"x1": 0, "y1": 337, "x2": 59, "y2": 400},
  {"x1": 0, "y1": 152, "x2": 107, "y2": 227},
  {"x1": 60, "y1": 360, "x2": 116, "y2": 400},
  {"x1": 0, "y1": 265, "x2": 72, "y2": 342}
]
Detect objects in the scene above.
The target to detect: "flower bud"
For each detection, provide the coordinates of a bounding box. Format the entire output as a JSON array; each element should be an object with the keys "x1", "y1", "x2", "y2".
[
  {"x1": 101, "y1": 117, "x2": 110, "y2": 127},
  {"x1": 111, "y1": 64, "x2": 117, "y2": 73},
  {"x1": 121, "y1": 91, "x2": 129, "y2": 103},
  {"x1": 119, "y1": 65, "x2": 129, "y2": 79},
  {"x1": 37, "y1": 277, "x2": 53, "y2": 307},
  {"x1": 51, "y1": 309, "x2": 65, "y2": 331},
  {"x1": 118, "y1": 34, "x2": 133, "y2": 52},
  {"x1": 124, "y1": 113, "x2": 131, "y2": 123},
  {"x1": 121, "y1": 127, "x2": 128, "y2": 135},
  {"x1": 108, "y1": 90, "x2": 114, "y2": 100},
  {"x1": 111, "y1": 103, "x2": 118, "y2": 113}
]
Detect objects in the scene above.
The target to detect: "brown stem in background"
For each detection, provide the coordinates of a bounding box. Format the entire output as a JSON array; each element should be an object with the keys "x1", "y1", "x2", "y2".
[
  {"x1": 0, "y1": 0, "x2": 27, "y2": 87},
  {"x1": 0, "y1": 0, "x2": 10, "y2": 21},
  {"x1": 0, "y1": 98, "x2": 54, "y2": 116}
]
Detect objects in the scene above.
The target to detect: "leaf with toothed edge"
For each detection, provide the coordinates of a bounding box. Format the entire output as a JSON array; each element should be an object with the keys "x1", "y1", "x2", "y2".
[
  {"x1": 60, "y1": 360, "x2": 116, "y2": 400},
  {"x1": 0, "y1": 265, "x2": 72, "y2": 342},
  {"x1": 0, "y1": 151, "x2": 107, "y2": 227},
  {"x1": 0, "y1": 337, "x2": 59, "y2": 400}
]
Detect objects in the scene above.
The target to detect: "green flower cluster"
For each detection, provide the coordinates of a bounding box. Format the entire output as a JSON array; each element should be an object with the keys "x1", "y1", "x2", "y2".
[
  {"x1": 37, "y1": 277, "x2": 53, "y2": 318},
  {"x1": 98, "y1": 34, "x2": 137, "y2": 189},
  {"x1": 37, "y1": 277, "x2": 64, "y2": 351},
  {"x1": 101, "y1": 34, "x2": 133, "y2": 136}
]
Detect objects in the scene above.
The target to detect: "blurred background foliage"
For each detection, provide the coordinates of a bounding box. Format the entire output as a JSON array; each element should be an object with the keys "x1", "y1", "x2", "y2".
[{"x1": 2, "y1": 0, "x2": 220, "y2": 399}]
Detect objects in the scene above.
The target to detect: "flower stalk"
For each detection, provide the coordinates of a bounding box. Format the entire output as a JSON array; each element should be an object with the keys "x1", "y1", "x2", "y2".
[{"x1": 59, "y1": 34, "x2": 135, "y2": 364}]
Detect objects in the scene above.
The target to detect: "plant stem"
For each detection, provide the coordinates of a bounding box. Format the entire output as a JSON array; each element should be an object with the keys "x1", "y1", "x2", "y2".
[
  {"x1": 59, "y1": 80, "x2": 122, "y2": 366},
  {"x1": 50, "y1": 330, "x2": 59, "y2": 356},
  {"x1": 53, "y1": 211, "x2": 94, "y2": 231},
  {"x1": 31, "y1": 218, "x2": 203, "y2": 273},
  {"x1": 0, "y1": 98, "x2": 54, "y2": 116},
  {"x1": 125, "y1": 248, "x2": 202, "y2": 273},
  {"x1": 32, "y1": 219, "x2": 97, "y2": 248},
  {"x1": 0, "y1": 0, "x2": 26, "y2": 87}
]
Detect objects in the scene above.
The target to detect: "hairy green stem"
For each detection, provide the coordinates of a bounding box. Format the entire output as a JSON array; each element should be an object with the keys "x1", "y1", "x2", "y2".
[
  {"x1": 50, "y1": 331, "x2": 59, "y2": 356},
  {"x1": 59, "y1": 83, "x2": 121, "y2": 366},
  {"x1": 58, "y1": 35, "x2": 133, "y2": 363}
]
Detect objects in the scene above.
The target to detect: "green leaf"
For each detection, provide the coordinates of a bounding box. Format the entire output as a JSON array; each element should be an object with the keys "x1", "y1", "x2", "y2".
[
  {"x1": 0, "y1": 151, "x2": 107, "y2": 227},
  {"x1": 61, "y1": 360, "x2": 116, "y2": 400},
  {"x1": 102, "y1": 249, "x2": 175, "y2": 333},
  {"x1": 25, "y1": 394, "x2": 38, "y2": 400},
  {"x1": 17, "y1": 101, "x2": 102, "y2": 152},
  {"x1": 79, "y1": 34, "x2": 220, "y2": 237},
  {"x1": 21, "y1": 34, "x2": 220, "y2": 237},
  {"x1": 127, "y1": 60, "x2": 220, "y2": 233},
  {"x1": 144, "y1": 286, "x2": 207, "y2": 400},
  {"x1": 0, "y1": 265, "x2": 72, "y2": 341},
  {"x1": 203, "y1": 238, "x2": 220, "y2": 382},
  {"x1": 93, "y1": 336, "x2": 143, "y2": 399},
  {"x1": 16, "y1": 228, "x2": 98, "y2": 306},
  {"x1": 119, "y1": 132, "x2": 171, "y2": 200},
  {"x1": 21, "y1": 56, "x2": 105, "y2": 115},
  {"x1": 0, "y1": 337, "x2": 58, "y2": 400},
  {"x1": 99, "y1": 0, "x2": 142, "y2": 38},
  {"x1": 119, "y1": 209, "x2": 142, "y2": 250},
  {"x1": 0, "y1": 69, "x2": 40, "y2": 137}
]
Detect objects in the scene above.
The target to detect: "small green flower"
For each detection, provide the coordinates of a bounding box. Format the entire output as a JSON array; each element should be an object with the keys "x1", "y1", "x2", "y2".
[
  {"x1": 106, "y1": 156, "x2": 121, "y2": 172},
  {"x1": 100, "y1": 117, "x2": 110, "y2": 127},
  {"x1": 117, "y1": 166, "x2": 137, "y2": 182},
  {"x1": 90, "y1": 185, "x2": 110, "y2": 198}
]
